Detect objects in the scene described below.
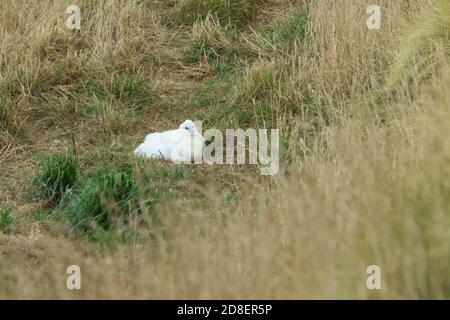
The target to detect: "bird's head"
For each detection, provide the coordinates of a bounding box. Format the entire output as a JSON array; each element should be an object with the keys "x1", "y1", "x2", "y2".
[{"x1": 179, "y1": 120, "x2": 196, "y2": 135}]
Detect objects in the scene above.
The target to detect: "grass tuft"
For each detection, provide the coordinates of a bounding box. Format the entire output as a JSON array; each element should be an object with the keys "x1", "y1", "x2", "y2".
[
  {"x1": 32, "y1": 153, "x2": 78, "y2": 205},
  {"x1": 65, "y1": 169, "x2": 139, "y2": 236},
  {"x1": 0, "y1": 205, "x2": 14, "y2": 232},
  {"x1": 259, "y1": 7, "x2": 309, "y2": 51}
]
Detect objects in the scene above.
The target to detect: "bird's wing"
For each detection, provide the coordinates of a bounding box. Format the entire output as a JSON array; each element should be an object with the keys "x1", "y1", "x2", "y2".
[
  {"x1": 144, "y1": 132, "x2": 161, "y2": 142},
  {"x1": 169, "y1": 135, "x2": 192, "y2": 163},
  {"x1": 136, "y1": 129, "x2": 194, "y2": 161},
  {"x1": 161, "y1": 129, "x2": 188, "y2": 145},
  {"x1": 135, "y1": 132, "x2": 171, "y2": 159}
]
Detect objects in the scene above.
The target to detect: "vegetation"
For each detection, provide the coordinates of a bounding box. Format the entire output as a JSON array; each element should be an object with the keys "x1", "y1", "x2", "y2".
[
  {"x1": 165, "y1": 0, "x2": 259, "y2": 27},
  {"x1": 0, "y1": 0, "x2": 449, "y2": 299},
  {"x1": 0, "y1": 205, "x2": 14, "y2": 232},
  {"x1": 32, "y1": 153, "x2": 78, "y2": 205}
]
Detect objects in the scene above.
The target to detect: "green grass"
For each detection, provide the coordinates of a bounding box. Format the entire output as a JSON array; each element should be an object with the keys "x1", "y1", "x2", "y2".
[
  {"x1": 29, "y1": 208, "x2": 51, "y2": 225},
  {"x1": 194, "y1": 59, "x2": 288, "y2": 129},
  {"x1": 110, "y1": 73, "x2": 155, "y2": 106},
  {"x1": 1, "y1": 54, "x2": 154, "y2": 131},
  {"x1": 185, "y1": 32, "x2": 234, "y2": 65},
  {"x1": 62, "y1": 162, "x2": 194, "y2": 240},
  {"x1": 184, "y1": 8, "x2": 312, "y2": 129},
  {"x1": 260, "y1": 7, "x2": 309, "y2": 50},
  {"x1": 183, "y1": 72, "x2": 237, "y2": 128},
  {"x1": 65, "y1": 169, "x2": 139, "y2": 236},
  {"x1": 185, "y1": 23, "x2": 255, "y2": 71},
  {"x1": 165, "y1": 0, "x2": 258, "y2": 27},
  {"x1": 0, "y1": 205, "x2": 14, "y2": 232},
  {"x1": 28, "y1": 143, "x2": 192, "y2": 241},
  {"x1": 78, "y1": 72, "x2": 155, "y2": 106},
  {"x1": 32, "y1": 152, "x2": 78, "y2": 205},
  {"x1": 161, "y1": 165, "x2": 186, "y2": 182},
  {"x1": 184, "y1": 68, "x2": 278, "y2": 129}
]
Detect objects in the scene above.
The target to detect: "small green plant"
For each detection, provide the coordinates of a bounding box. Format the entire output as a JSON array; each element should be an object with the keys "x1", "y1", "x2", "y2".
[
  {"x1": 32, "y1": 152, "x2": 78, "y2": 205},
  {"x1": 0, "y1": 205, "x2": 13, "y2": 232}
]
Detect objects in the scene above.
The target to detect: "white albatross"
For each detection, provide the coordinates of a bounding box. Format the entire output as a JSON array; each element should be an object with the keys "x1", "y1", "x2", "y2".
[{"x1": 134, "y1": 120, "x2": 204, "y2": 163}]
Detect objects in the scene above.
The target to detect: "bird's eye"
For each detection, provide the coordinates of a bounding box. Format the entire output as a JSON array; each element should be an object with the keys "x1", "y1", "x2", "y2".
[{"x1": 184, "y1": 127, "x2": 189, "y2": 130}]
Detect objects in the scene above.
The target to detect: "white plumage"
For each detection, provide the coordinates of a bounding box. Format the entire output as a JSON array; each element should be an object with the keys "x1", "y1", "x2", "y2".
[{"x1": 134, "y1": 120, "x2": 204, "y2": 163}]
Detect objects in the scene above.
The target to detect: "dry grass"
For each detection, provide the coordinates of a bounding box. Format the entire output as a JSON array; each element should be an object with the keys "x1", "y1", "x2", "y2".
[{"x1": 1, "y1": 0, "x2": 449, "y2": 299}]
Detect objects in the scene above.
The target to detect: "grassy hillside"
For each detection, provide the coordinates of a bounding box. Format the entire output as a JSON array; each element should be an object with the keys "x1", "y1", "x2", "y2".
[{"x1": 1, "y1": 0, "x2": 449, "y2": 298}]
